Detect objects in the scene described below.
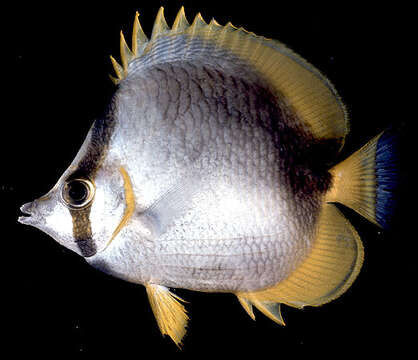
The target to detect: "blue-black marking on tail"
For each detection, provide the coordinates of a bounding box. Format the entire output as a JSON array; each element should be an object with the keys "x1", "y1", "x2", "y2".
[{"x1": 375, "y1": 129, "x2": 400, "y2": 229}]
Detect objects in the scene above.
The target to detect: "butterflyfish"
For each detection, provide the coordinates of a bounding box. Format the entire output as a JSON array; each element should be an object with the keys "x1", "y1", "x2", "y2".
[{"x1": 18, "y1": 7, "x2": 399, "y2": 347}]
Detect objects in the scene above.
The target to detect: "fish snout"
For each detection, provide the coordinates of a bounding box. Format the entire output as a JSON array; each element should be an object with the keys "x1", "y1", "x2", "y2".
[{"x1": 18, "y1": 201, "x2": 37, "y2": 225}]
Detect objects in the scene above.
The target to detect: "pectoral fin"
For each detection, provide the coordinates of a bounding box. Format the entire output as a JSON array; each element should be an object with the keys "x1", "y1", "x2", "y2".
[{"x1": 145, "y1": 284, "x2": 189, "y2": 347}]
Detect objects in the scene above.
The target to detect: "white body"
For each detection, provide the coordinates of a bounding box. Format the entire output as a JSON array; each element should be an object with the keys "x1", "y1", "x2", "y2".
[{"x1": 87, "y1": 59, "x2": 325, "y2": 293}]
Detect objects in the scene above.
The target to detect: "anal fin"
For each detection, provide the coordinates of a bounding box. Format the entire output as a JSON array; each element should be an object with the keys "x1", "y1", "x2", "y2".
[
  {"x1": 236, "y1": 296, "x2": 255, "y2": 321},
  {"x1": 145, "y1": 284, "x2": 189, "y2": 347},
  {"x1": 236, "y1": 203, "x2": 364, "y2": 312},
  {"x1": 237, "y1": 296, "x2": 285, "y2": 325}
]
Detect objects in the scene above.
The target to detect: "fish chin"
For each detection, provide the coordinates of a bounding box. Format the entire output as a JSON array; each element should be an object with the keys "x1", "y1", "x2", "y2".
[{"x1": 18, "y1": 215, "x2": 34, "y2": 225}]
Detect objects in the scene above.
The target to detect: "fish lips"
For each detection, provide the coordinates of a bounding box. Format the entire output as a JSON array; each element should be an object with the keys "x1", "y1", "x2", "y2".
[{"x1": 18, "y1": 201, "x2": 37, "y2": 226}]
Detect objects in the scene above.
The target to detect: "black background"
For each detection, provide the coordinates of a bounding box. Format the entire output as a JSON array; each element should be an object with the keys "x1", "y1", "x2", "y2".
[{"x1": 2, "y1": 0, "x2": 414, "y2": 356}]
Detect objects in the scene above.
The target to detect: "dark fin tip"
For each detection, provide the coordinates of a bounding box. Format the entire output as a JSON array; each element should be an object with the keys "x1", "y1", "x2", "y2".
[{"x1": 375, "y1": 128, "x2": 401, "y2": 229}]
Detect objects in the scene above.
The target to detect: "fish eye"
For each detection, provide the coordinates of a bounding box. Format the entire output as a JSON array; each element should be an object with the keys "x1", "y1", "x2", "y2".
[{"x1": 61, "y1": 179, "x2": 95, "y2": 208}]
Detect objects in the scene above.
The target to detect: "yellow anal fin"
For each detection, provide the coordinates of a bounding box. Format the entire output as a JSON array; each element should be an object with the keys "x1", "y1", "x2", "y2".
[
  {"x1": 236, "y1": 295, "x2": 255, "y2": 321},
  {"x1": 237, "y1": 295, "x2": 285, "y2": 325},
  {"x1": 237, "y1": 203, "x2": 364, "y2": 310},
  {"x1": 145, "y1": 284, "x2": 189, "y2": 348}
]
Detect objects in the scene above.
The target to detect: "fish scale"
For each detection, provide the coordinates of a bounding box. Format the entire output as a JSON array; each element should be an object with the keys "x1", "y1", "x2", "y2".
[
  {"x1": 109, "y1": 46, "x2": 322, "y2": 300},
  {"x1": 18, "y1": 7, "x2": 400, "y2": 347}
]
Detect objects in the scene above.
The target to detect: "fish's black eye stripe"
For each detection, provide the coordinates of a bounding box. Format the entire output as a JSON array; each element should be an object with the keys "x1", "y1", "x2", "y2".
[
  {"x1": 70, "y1": 205, "x2": 96, "y2": 257},
  {"x1": 69, "y1": 102, "x2": 116, "y2": 257}
]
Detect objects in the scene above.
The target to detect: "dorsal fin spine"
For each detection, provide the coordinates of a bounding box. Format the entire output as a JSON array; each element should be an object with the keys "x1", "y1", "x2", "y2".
[
  {"x1": 189, "y1": 12, "x2": 207, "y2": 34},
  {"x1": 172, "y1": 6, "x2": 189, "y2": 32},
  {"x1": 151, "y1": 7, "x2": 170, "y2": 40},
  {"x1": 132, "y1": 11, "x2": 148, "y2": 57},
  {"x1": 109, "y1": 55, "x2": 123, "y2": 80},
  {"x1": 120, "y1": 31, "x2": 134, "y2": 73},
  {"x1": 208, "y1": 18, "x2": 221, "y2": 31}
]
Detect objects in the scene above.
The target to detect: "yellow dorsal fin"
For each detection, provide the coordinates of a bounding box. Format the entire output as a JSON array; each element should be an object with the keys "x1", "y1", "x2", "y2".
[
  {"x1": 110, "y1": 6, "x2": 348, "y2": 147},
  {"x1": 109, "y1": 55, "x2": 123, "y2": 84},
  {"x1": 188, "y1": 12, "x2": 207, "y2": 33},
  {"x1": 132, "y1": 11, "x2": 148, "y2": 57},
  {"x1": 150, "y1": 7, "x2": 170, "y2": 40},
  {"x1": 236, "y1": 203, "x2": 364, "y2": 310},
  {"x1": 172, "y1": 6, "x2": 189, "y2": 32},
  {"x1": 119, "y1": 31, "x2": 134, "y2": 73},
  {"x1": 145, "y1": 283, "x2": 189, "y2": 348}
]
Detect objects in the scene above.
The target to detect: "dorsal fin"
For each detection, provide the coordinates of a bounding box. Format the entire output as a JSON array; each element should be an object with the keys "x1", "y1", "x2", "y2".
[
  {"x1": 110, "y1": 6, "x2": 349, "y2": 148},
  {"x1": 172, "y1": 7, "x2": 189, "y2": 32},
  {"x1": 132, "y1": 11, "x2": 148, "y2": 57},
  {"x1": 150, "y1": 7, "x2": 170, "y2": 40}
]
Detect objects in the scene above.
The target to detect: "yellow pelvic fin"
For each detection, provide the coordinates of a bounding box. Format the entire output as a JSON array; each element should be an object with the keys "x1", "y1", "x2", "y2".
[
  {"x1": 109, "y1": 7, "x2": 348, "y2": 149},
  {"x1": 145, "y1": 283, "x2": 189, "y2": 348},
  {"x1": 326, "y1": 132, "x2": 382, "y2": 227},
  {"x1": 237, "y1": 203, "x2": 364, "y2": 309}
]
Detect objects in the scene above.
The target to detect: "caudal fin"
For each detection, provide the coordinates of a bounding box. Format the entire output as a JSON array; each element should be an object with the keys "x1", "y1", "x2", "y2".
[{"x1": 326, "y1": 129, "x2": 400, "y2": 228}]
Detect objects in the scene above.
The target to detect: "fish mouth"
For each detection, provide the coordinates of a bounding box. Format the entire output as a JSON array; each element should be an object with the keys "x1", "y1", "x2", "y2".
[{"x1": 18, "y1": 202, "x2": 35, "y2": 225}]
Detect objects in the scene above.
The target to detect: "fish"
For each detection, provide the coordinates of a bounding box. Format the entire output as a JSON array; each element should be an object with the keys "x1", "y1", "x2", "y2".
[{"x1": 18, "y1": 7, "x2": 399, "y2": 347}]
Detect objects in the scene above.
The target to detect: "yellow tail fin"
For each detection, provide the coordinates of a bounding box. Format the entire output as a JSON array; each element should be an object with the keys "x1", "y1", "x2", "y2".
[{"x1": 326, "y1": 130, "x2": 399, "y2": 228}]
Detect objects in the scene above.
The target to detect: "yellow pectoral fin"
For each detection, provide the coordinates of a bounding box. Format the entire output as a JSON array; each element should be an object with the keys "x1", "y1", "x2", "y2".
[
  {"x1": 237, "y1": 203, "x2": 364, "y2": 313},
  {"x1": 146, "y1": 284, "x2": 189, "y2": 348}
]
